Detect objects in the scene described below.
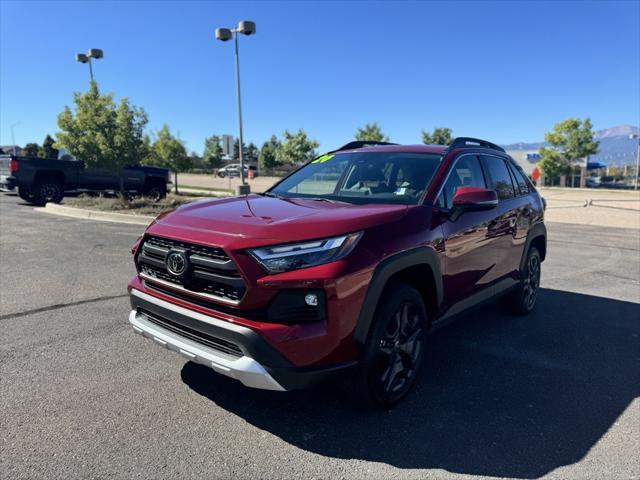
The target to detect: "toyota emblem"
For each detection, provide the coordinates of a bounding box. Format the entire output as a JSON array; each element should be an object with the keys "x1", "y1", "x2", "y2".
[{"x1": 166, "y1": 251, "x2": 187, "y2": 276}]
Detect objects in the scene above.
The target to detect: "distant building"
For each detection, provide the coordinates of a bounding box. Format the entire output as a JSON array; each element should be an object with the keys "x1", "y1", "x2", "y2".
[{"x1": 506, "y1": 150, "x2": 541, "y2": 176}]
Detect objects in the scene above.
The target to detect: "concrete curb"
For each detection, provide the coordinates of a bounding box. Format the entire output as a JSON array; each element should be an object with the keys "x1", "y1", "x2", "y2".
[
  {"x1": 177, "y1": 187, "x2": 234, "y2": 196},
  {"x1": 36, "y1": 203, "x2": 155, "y2": 226}
]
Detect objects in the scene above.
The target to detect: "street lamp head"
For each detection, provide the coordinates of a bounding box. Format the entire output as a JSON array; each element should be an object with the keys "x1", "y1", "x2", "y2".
[
  {"x1": 237, "y1": 20, "x2": 256, "y2": 35},
  {"x1": 215, "y1": 28, "x2": 233, "y2": 41},
  {"x1": 88, "y1": 48, "x2": 103, "y2": 59},
  {"x1": 76, "y1": 53, "x2": 89, "y2": 63}
]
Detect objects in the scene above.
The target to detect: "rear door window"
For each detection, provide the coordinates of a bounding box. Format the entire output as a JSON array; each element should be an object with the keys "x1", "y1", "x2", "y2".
[
  {"x1": 437, "y1": 155, "x2": 486, "y2": 209},
  {"x1": 480, "y1": 155, "x2": 516, "y2": 201}
]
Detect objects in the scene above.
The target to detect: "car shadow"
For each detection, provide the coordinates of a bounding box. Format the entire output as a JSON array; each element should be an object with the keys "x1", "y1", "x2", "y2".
[{"x1": 181, "y1": 288, "x2": 640, "y2": 478}]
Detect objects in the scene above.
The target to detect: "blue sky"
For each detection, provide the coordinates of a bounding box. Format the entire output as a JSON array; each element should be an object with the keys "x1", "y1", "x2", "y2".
[{"x1": 1, "y1": 0, "x2": 639, "y2": 154}]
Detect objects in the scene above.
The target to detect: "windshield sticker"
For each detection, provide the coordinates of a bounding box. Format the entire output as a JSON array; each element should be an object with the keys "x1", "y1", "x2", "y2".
[{"x1": 312, "y1": 154, "x2": 335, "y2": 164}]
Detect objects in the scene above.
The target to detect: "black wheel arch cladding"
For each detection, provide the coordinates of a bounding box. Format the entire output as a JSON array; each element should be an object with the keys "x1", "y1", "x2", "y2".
[{"x1": 353, "y1": 246, "x2": 443, "y2": 346}]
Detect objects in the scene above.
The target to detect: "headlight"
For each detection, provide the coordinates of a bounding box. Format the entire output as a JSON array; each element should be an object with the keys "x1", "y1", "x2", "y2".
[{"x1": 248, "y1": 232, "x2": 363, "y2": 274}]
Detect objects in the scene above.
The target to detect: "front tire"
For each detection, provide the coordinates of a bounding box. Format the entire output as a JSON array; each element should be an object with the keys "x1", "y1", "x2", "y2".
[
  {"x1": 509, "y1": 247, "x2": 541, "y2": 315},
  {"x1": 353, "y1": 284, "x2": 427, "y2": 408},
  {"x1": 143, "y1": 183, "x2": 167, "y2": 201},
  {"x1": 33, "y1": 180, "x2": 64, "y2": 206}
]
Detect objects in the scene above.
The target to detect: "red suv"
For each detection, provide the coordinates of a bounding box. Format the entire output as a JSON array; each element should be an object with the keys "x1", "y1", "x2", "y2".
[{"x1": 128, "y1": 138, "x2": 546, "y2": 406}]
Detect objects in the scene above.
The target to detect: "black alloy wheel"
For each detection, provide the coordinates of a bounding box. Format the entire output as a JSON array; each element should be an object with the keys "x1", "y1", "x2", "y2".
[
  {"x1": 34, "y1": 181, "x2": 63, "y2": 205},
  {"x1": 376, "y1": 301, "x2": 425, "y2": 396},
  {"x1": 144, "y1": 185, "x2": 166, "y2": 202},
  {"x1": 510, "y1": 247, "x2": 541, "y2": 315},
  {"x1": 353, "y1": 284, "x2": 427, "y2": 407}
]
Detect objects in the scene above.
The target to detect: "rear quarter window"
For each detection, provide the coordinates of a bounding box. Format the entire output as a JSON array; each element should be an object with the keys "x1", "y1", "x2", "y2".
[{"x1": 507, "y1": 161, "x2": 531, "y2": 196}]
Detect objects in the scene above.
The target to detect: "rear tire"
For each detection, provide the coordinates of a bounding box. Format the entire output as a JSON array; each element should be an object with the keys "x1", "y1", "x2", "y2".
[
  {"x1": 33, "y1": 180, "x2": 64, "y2": 206},
  {"x1": 352, "y1": 284, "x2": 427, "y2": 408},
  {"x1": 18, "y1": 186, "x2": 35, "y2": 203},
  {"x1": 509, "y1": 247, "x2": 541, "y2": 315}
]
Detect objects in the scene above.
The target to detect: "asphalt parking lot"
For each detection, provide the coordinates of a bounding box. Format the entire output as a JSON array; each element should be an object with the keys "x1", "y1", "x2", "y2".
[{"x1": 1, "y1": 192, "x2": 638, "y2": 479}]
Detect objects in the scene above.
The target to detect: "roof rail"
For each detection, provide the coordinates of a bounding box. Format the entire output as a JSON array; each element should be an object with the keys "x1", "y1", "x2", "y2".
[
  {"x1": 330, "y1": 140, "x2": 398, "y2": 153},
  {"x1": 448, "y1": 137, "x2": 505, "y2": 153}
]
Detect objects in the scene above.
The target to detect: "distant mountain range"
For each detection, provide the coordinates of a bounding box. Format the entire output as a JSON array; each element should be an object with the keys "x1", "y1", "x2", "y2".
[{"x1": 502, "y1": 125, "x2": 639, "y2": 165}]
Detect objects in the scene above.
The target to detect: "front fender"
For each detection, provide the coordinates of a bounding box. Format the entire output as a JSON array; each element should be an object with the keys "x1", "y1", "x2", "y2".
[{"x1": 352, "y1": 246, "x2": 443, "y2": 345}]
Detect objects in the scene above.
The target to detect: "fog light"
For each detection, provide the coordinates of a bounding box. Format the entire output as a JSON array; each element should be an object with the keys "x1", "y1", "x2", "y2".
[{"x1": 304, "y1": 293, "x2": 318, "y2": 307}]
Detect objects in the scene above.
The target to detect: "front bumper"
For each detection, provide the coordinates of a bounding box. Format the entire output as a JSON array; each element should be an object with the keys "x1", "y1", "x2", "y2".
[{"x1": 128, "y1": 288, "x2": 355, "y2": 391}]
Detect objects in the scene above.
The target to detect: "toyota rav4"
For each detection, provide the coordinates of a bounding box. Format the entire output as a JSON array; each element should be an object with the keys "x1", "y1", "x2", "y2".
[{"x1": 128, "y1": 137, "x2": 546, "y2": 406}]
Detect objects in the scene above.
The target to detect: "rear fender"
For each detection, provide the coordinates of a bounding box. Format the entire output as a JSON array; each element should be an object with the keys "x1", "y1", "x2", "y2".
[{"x1": 519, "y1": 222, "x2": 547, "y2": 272}]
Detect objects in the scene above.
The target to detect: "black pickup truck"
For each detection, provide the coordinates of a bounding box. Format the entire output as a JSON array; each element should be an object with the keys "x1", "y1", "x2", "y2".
[{"x1": 0, "y1": 155, "x2": 170, "y2": 205}]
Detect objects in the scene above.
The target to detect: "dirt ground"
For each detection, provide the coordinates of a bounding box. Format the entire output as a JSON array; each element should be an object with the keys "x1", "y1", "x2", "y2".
[
  {"x1": 177, "y1": 174, "x2": 640, "y2": 230},
  {"x1": 539, "y1": 187, "x2": 640, "y2": 230}
]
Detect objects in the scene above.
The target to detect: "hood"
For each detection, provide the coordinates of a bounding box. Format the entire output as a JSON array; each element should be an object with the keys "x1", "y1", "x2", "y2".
[{"x1": 146, "y1": 194, "x2": 409, "y2": 248}]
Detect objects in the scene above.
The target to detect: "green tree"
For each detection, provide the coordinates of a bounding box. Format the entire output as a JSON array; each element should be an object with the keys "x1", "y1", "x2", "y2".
[
  {"x1": 23, "y1": 143, "x2": 40, "y2": 157},
  {"x1": 539, "y1": 118, "x2": 599, "y2": 182},
  {"x1": 203, "y1": 134, "x2": 224, "y2": 169},
  {"x1": 189, "y1": 151, "x2": 204, "y2": 169},
  {"x1": 57, "y1": 81, "x2": 118, "y2": 169},
  {"x1": 245, "y1": 142, "x2": 259, "y2": 165},
  {"x1": 259, "y1": 135, "x2": 282, "y2": 170},
  {"x1": 146, "y1": 124, "x2": 190, "y2": 194},
  {"x1": 536, "y1": 149, "x2": 568, "y2": 182},
  {"x1": 355, "y1": 122, "x2": 389, "y2": 142},
  {"x1": 278, "y1": 129, "x2": 319, "y2": 165},
  {"x1": 56, "y1": 81, "x2": 148, "y2": 192},
  {"x1": 232, "y1": 138, "x2": 243, "y2": 161},
  {"x1": 422, "y1": 127, "x2": 453, "y2": 145},
  {"x1": 113, "y1": 98, "x2": 148, "y2": 167},
  {"x1": 39, "y1": 135, "x2": 59, "y2": 159}
]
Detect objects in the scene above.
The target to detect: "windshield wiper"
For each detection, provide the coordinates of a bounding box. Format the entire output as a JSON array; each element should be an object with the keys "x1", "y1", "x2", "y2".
[
  {"x1": 298, "y1": 197, "x2": 348, "y2": 204},
  {"x1": 261, "y1": 191, "x2": 283, "y2": 199},
  {"x1": 306, "y1": 197, "x2": 336, "y2": 203}
]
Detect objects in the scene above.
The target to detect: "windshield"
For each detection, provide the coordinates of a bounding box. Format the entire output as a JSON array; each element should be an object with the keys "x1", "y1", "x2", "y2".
[{"x1": 268, "y1": 151, "x2": 442, "y2": 205}]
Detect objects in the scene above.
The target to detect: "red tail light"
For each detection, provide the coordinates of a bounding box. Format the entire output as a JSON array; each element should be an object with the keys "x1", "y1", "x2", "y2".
[{"x1": 9, "y1": 159, "x2": 19, "y2": 173}]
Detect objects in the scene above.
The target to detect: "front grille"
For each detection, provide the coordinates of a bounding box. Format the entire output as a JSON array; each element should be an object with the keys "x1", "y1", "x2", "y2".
[
  {"x1": 144, "y1": 236, "x2": 229, "y2": 261},
  {"x1": 138, "y1": 308, "x2": 243, "y2": 358},
  {"x1": 137, "y1": 235, "x2": 246, "y2": 303}
]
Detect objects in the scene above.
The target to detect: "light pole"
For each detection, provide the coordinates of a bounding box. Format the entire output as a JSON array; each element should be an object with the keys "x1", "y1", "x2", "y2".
[
  {"x1": 631, "y1": 133, "x2": 640, "y2": 190},
  {"x1": 10, "y1": 122, "x2": 20, "y2": 155},
  {"x1": 75, "y1": 48, "x2": 104, "y2": 82},
  {"x1": 215, "y1": 21, "x2": 256, "y2": 195}
]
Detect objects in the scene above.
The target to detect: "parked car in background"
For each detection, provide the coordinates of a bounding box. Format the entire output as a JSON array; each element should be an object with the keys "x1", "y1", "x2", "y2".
[
  {"x1": 586, "y1": 176, "x2": 601, "y2": 188},
  {"x1": 0, "y1": 155, "x2": 171, "y2": 205},
  {"x1": 217, "y1": 164, "x2": 258, "y2": 178},
  {"x1": 217, "y1": 164, "x2": 246, "y2": 178}
]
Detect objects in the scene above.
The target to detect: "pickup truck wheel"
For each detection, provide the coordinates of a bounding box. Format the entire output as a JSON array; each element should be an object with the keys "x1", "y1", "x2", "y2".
[
  {"x1": 509, "y1": 247, "x2": 541, "y2": 315},
  {"x1": 353, "y1": 284, "x2": 427, "y2": 408},
  {"x1": 34, "y1": 180, "x2": 64, "y2": 206},
  {"x1": 143, "y1": 184, "x2": 166, "y2": 202},
  {"x1": 18, "y1": 186, "x2": 35, "y2": 203}
]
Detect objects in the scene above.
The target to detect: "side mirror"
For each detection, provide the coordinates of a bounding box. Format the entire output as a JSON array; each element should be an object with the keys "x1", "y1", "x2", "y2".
[{"x1": 452, "y1": 187, "x2": 498, "y2": 211}]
